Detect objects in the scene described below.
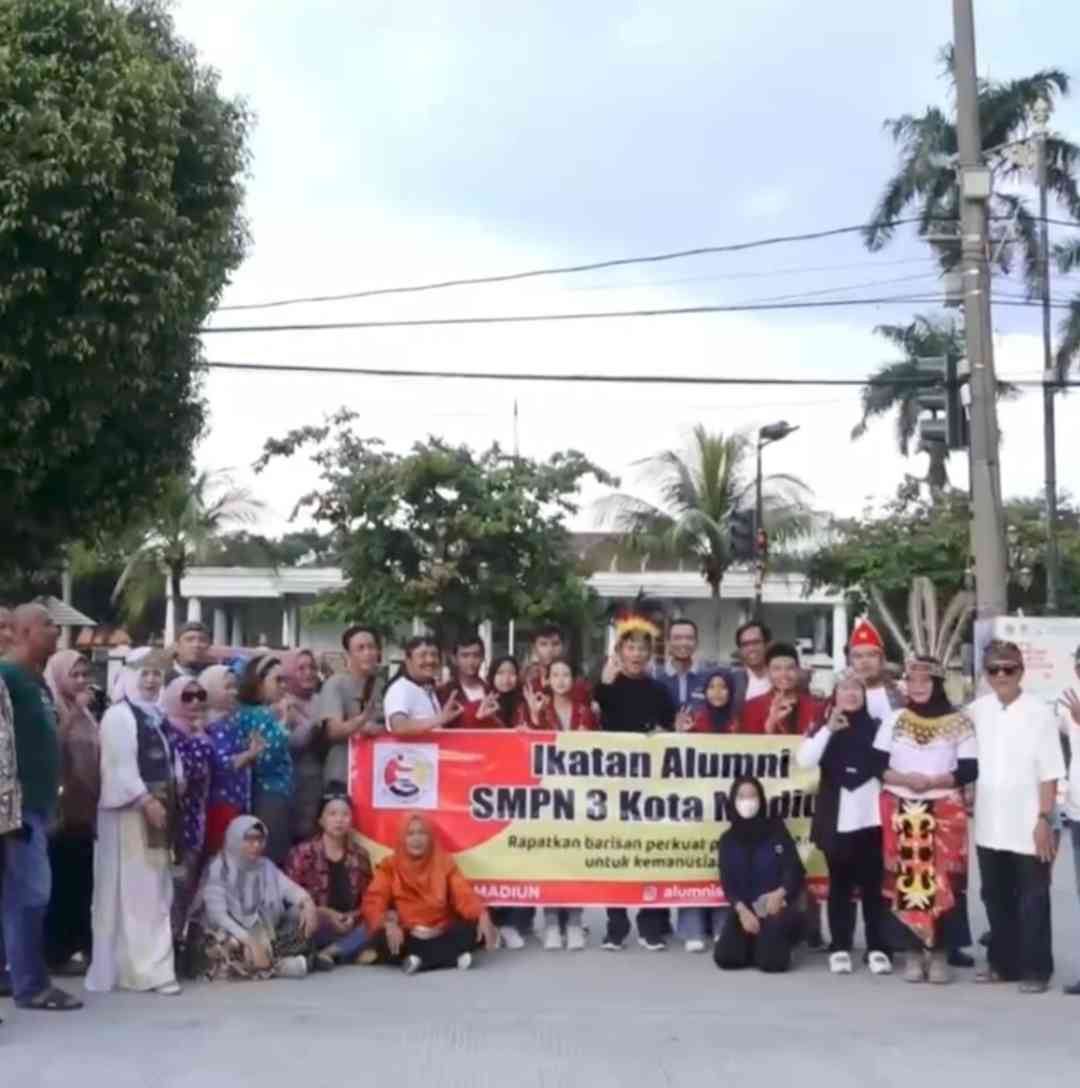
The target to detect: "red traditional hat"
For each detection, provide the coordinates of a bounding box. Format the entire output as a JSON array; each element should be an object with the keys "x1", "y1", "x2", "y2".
[{"x1": 849, "y1": 617, "x2": 885, "y2": 653}]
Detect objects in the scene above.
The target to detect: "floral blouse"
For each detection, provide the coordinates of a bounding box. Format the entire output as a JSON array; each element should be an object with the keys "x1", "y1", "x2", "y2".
[
  {"x1": 285, "y1": 835, "x2": 373, "y2": 913},
  {"x1": 234, "y1": 706, "x2": 293, "y2": 798},
  {"x1": 166, "y1": 724, "x2": 215, "y2": 853},
  {"x1": 207, "y1": 717, "x2": 252, "y2": 811}
]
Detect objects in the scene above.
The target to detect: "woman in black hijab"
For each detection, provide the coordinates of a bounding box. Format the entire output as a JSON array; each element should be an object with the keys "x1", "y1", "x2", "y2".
[
  {"x1": 798, "y1": 670, "x2": 891, "y2": 976},
  {"x1": 715, "y1": 775, "x2": 805, "y2": 973}
]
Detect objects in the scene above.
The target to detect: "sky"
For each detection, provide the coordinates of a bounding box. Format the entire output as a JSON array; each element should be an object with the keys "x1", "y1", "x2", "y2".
[{"x1": 170, "y1": 0, "x2": 1080, "y2": 537}]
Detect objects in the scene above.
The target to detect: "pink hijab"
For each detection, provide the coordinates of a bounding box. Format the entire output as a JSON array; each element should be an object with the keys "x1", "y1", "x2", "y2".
[
  {"x1": 281, "y1": 649, "x2": 319, "y2": 722},
  {"x1": 45, "y1": 650, "x2": 96, "y2": 733},
  {"x1": 162, "y1": 675, "x2": 205, "y2": 736}
]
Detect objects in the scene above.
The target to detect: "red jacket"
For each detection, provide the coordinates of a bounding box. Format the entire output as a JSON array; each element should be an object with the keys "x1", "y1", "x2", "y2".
[
  {"x1": 535, "y1": 699, "x2": 598, "y2": 732},
  {"x1": 738, "y1": 691, "x2": 820, "y2": 735},
  {"x1": 689, "y1": 705, "x2": 741, "y2": 734}
]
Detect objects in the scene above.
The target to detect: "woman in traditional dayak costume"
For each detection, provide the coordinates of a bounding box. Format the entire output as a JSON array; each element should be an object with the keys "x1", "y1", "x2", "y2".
[{"x1": 871, "y1": 578, "x2": 977, "y2": 985}]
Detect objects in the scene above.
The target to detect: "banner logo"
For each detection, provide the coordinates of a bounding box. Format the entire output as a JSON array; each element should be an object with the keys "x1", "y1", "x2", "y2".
[{"x1": 374, "y1": 745, "x2": 439, "y2": 808}]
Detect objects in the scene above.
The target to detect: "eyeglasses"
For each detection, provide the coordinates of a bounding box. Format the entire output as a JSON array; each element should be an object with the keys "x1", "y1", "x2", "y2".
[
  {"x1": 986, "y1": 664, "x2": 1020, "y2": 677},
  {"x1": 181, "y1": 689, "x2": 209, "y2": 704}
]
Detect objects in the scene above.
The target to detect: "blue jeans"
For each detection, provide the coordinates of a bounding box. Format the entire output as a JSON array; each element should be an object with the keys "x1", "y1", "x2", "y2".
[
  {"x1": 314, "y1": 918, "x2": 369, "y2": 959},
  {"x1": 1, "y1": 810, "x2": 52, "y2": 1003}
]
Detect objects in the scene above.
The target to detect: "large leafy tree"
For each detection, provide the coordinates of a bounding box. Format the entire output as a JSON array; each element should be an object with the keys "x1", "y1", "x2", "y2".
[
  {"x1": 806, "y1": 487, "x2": 1080, "y2": 629},
  {"x1": 594, "y1": 426, "x2": 814, "y2": 602},
  {"x1": 257, "y1": 411, "x2": 613, "y2": 643},
  {"x1": 110, "y1": 469, "x2": 264, "y2": 613},
  {"x1": 0, "y1": 0, "x2": 251, "y2": 575}
]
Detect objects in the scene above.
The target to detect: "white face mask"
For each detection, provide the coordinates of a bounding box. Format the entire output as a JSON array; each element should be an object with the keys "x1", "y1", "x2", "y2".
[{"x1": 735, "y1": 797, "x2": 760, "y2": 820}]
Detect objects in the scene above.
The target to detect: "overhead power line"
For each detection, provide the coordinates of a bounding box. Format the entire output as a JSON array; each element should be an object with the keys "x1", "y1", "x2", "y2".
[
  {"x1": 205, "y1": 359, "x2": 1074, "y2": 388},
  {"x1": 200, "y1": 293, "x2": 1070, "y2": 335},
  {"x1": 213, "y1": 217, "x2": 942, "y2": 313}
]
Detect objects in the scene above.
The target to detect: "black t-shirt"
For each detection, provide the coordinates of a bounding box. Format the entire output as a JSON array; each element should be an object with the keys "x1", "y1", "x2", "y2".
[
  {"x1": 595, "y1": 674, "x2": 676, "y2": 733},
  {"x1": 327, "y1": 858, "x2": 354, "y2": 914}
]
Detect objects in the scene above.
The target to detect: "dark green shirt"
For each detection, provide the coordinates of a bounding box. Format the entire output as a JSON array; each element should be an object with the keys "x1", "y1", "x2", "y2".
[{"x1": 0, "y1": 661, "x2": 60, "y2": 815}]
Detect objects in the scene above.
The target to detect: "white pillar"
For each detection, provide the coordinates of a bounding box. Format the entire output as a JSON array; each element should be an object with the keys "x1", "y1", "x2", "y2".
[
  {"x1": 480, "y1": 619, "x2": 493, "y2": 664},
  {"x1": 290, "y1": 604, "x2": 301, "y2": 649},
  {"x1": 411, "y1": 616, "x2": 423, "y2": 636},
  {"x1": 60, "y1": 562, "x2": 73, "y2": 649},
  {"x1": 187, "y1": 596, "x2": 203, "y2": 623},
  {"x1": 508, "y1": 619, "x2": 516, "y2": 657},
  {"x1": 281, "y1": 601, "x2": 292, "y2": 649},
  {"x1": 231, "y1": 610, "x2": 244, "y2": 648},
  {"x1": 164, "y1": 574, "x2": 176, "y2": 645},
  {"x1": 213, "y1": 607, "x2": 228, "y2": 647},
  {"x1": 831, "y1": 601, "x2": 849, "y2": 670}
]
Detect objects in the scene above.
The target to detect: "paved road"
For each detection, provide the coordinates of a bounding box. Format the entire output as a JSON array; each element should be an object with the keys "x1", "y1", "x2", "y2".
[{"x1": 4, "y1": 863, "x2": 1078, "y2": 1088}]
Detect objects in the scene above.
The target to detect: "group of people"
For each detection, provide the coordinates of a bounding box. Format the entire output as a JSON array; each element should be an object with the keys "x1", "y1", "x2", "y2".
[{"x1": 0, "y1": 597, "x2": 1077, "y2": 1021}]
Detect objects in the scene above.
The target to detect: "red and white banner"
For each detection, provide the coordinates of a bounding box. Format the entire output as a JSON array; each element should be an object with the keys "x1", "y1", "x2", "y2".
[{"x1": 349, "y1": 729, "x2": 823, "y2": 907}]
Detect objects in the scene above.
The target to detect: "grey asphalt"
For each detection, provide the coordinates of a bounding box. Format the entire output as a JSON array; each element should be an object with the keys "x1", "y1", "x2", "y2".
[{"x1": 4, "y1": 863, "x2": 1078, "y2": 1088}]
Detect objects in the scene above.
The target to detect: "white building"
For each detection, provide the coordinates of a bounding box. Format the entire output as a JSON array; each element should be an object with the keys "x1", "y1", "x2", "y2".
[{"x1": 178, "y1": 561, "x2": 848, "y2": 672}]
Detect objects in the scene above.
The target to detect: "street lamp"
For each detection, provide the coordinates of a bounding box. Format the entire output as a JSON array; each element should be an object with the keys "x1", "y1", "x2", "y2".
[{"x1": 754, "y1": 421, "x2": 800, "y2": 610}]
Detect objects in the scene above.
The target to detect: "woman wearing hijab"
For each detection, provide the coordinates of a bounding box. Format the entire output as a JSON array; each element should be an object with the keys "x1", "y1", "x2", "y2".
[
  {"x1": 281, "y1": 649, "x2": 326, "y2": 845},
  {"x1": 873, "y1": 656, "x2": 977, "y2": 985},
  {"x1": 86, "y1": 651, "x2": 181, "y2": 996},
  {"x1": 286, "y1": 785, "x2": 373, "y2": 965},
  {"x1": 714, "y1": 776, "x2": 806, "y2": 973},
  {"x1": 161, "y1": 676, "x2": 214, "y2": 941},
  {"x1": 42, "y1": 650, "x2": 100, "y2": 973},
  {"x1": 684, "y1": 669, "x2": 739, "y2": 734},
  {"x1": 201, "y1": 664, "x2": 264, "y2": 856},
  {"x1": 199, "y1": 814, "x2": 319, "y2": 981},
  {"x1": 234, "y1": 656, "x2": 295, "y2": 866},
  {"x1": 361, "y1": 813, "x2": 500, "y2": 973},
  {"x1": 798, "y1": 670, "x2": 891, "y2": 976}
]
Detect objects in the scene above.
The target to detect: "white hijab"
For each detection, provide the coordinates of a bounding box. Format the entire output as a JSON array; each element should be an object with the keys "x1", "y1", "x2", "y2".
[{"x1": 115, "y1": 649, "x2": 165, "y2": 724}]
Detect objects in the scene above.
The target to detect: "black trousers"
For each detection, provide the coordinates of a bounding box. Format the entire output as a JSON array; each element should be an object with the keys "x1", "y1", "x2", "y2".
[
  {"x1": 605, "y1": 908, "x2": 668, "y2": 943},
  {"x1": 977, "y1": 846, "x2": 1054, "y2": 982},
  {"x1": 370, "y1": 921, "x2": 479, "y2": 972},
  {"x1": 714, "y1": 906, "x2": 800, "y2": 974},
  {"x1": 825, "y1": 828, "x2": 888, "y2": 955},
  {"x1": 44, "y1": 831, "x2": 94, "y2": 968},
  {"x1": 491, "y1": 907, "x2": 535, "y2": 933}
]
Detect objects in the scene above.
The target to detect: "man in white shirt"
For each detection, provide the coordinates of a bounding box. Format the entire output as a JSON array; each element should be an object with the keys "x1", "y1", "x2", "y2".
[
  {"x1": 970, "y1": 640, "x2": 1065, "y2": 994},
  {"x1": 1058, "y1": 646, "x2": 1080, "y2": 995},
  {"x1": 730, "y1": 620, "x2": 773, "y2": 713},
  {"x1": 383, "y1": 635, "x2": 461, "y2": 735}
]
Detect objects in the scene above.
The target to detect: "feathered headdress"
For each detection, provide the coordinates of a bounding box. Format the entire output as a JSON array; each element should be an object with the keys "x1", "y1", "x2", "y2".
[
  {"x1": 609, "y1": 591, "x2": 663, "y2": 642},
  {"x1": 868, "y1": 576, "x2": 973, "y2": 677}
]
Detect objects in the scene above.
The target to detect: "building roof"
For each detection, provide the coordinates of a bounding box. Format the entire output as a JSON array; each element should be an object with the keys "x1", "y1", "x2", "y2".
[{"x1": 41, "y1": 596, "x2": 96, "y2": 627}]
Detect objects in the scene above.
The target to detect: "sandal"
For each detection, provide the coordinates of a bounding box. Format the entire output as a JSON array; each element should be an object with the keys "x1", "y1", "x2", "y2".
[{"x1": 17, "y1": 986, "x2": 83, "y2": 1012}]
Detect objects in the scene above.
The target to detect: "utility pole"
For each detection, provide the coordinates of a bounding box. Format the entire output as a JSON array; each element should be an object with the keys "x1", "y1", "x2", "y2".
[
  {"x1": 1034, "y1": 99, "x2": 1060, "y2": 613},
  {"x1": 952, "y1": 0, "x2": 1008, "y2": 619}
]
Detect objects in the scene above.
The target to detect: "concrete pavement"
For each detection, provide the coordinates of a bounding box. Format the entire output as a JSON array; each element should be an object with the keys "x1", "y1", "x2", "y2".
[{"x1": 4, "y1": 864, "x2": 1078, "y2": 1088}]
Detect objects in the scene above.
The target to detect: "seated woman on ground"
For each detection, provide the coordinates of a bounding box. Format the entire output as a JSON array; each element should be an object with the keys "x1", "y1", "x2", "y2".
[
  {"x1": 714, "y1": 776, "x2": 805, "y2": 974},
  {"x1": 286, "y1": 785, "x2": 373, "y2": 966},
  {"x1": 361, "y1": 813, "x2": 499, "y2": 974},
  {"x1": 198, "y1": 815, "x2": 320, "y2": 981}
]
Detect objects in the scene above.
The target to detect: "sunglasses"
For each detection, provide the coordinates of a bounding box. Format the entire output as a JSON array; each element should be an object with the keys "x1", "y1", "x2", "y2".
[
  {"x1": 181, "y1": 689, "x2": 209, "y2": 704},
  {"x1": 986, "y1": 664, "x2": 1020, "y2": 677}
]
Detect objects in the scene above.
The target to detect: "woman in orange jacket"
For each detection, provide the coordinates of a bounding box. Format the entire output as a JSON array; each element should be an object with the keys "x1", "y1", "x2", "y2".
[{"x1": 361, "y1": 814, "x2": 499, "y2": 973}]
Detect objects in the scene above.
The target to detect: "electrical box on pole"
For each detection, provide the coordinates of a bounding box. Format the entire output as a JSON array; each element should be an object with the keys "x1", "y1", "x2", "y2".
[
  {"x1": 915, "y1": 355, "x2": 968, "y2": 451},
  {"x1": 729, "y1": 509, "x2": 755, "y2": 562}
]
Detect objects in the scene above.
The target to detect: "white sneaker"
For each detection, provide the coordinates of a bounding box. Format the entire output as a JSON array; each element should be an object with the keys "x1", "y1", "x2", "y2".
[
  {"x1": 867, "y1": 950, "x2": 893, "y2": 976},
  {"x1": 500, "y1": 926, "x2": 526, "y2": 950},
  {"x1": 456, "y1": 952, "x2": 473, "y2": 970},
  {"x1": 274, "y1": 955, "x2": 308, "y2": 980},
  {"x1": 829, "y1": 951, "x2": 853, "y2": 975},
  {"x1": 684, "y1": 938, "x2": 707, "y2": 954},
  {"x1": 565, "y1": 925, "x2": 586, "y2": 951},
  {"x1": 402, "y1": 955, "x2": 422, "y2": 976},
  {"x1": 155, "y1": 980, "x2": 182, "y2": 996},
  {"x1": 543, "y1": 924, "x2": 563, "y2": 951}
]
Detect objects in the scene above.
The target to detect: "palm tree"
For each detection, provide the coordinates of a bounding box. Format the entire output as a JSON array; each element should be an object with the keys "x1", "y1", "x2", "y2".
[
  {"x1": 593, "y1": 426, "x2": 814, "y2": 604},
  {"x1": 111, "y1": 469, "x2": 264, "y2": 629},
  {"x1": 865, "y1": 47, "x2": 1080, "y2": 290},
  {"x1": 852, "y1": 315, "x2": 966, "y2": 493}
]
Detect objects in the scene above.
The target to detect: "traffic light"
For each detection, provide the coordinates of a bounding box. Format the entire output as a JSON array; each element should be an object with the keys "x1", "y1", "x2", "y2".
[
  {"x1": 915, "y1": 355, "x2": 968, "y2": 451},
  {"x1": 729, "y1": 509, "x2": 755, "y2": 561}
]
